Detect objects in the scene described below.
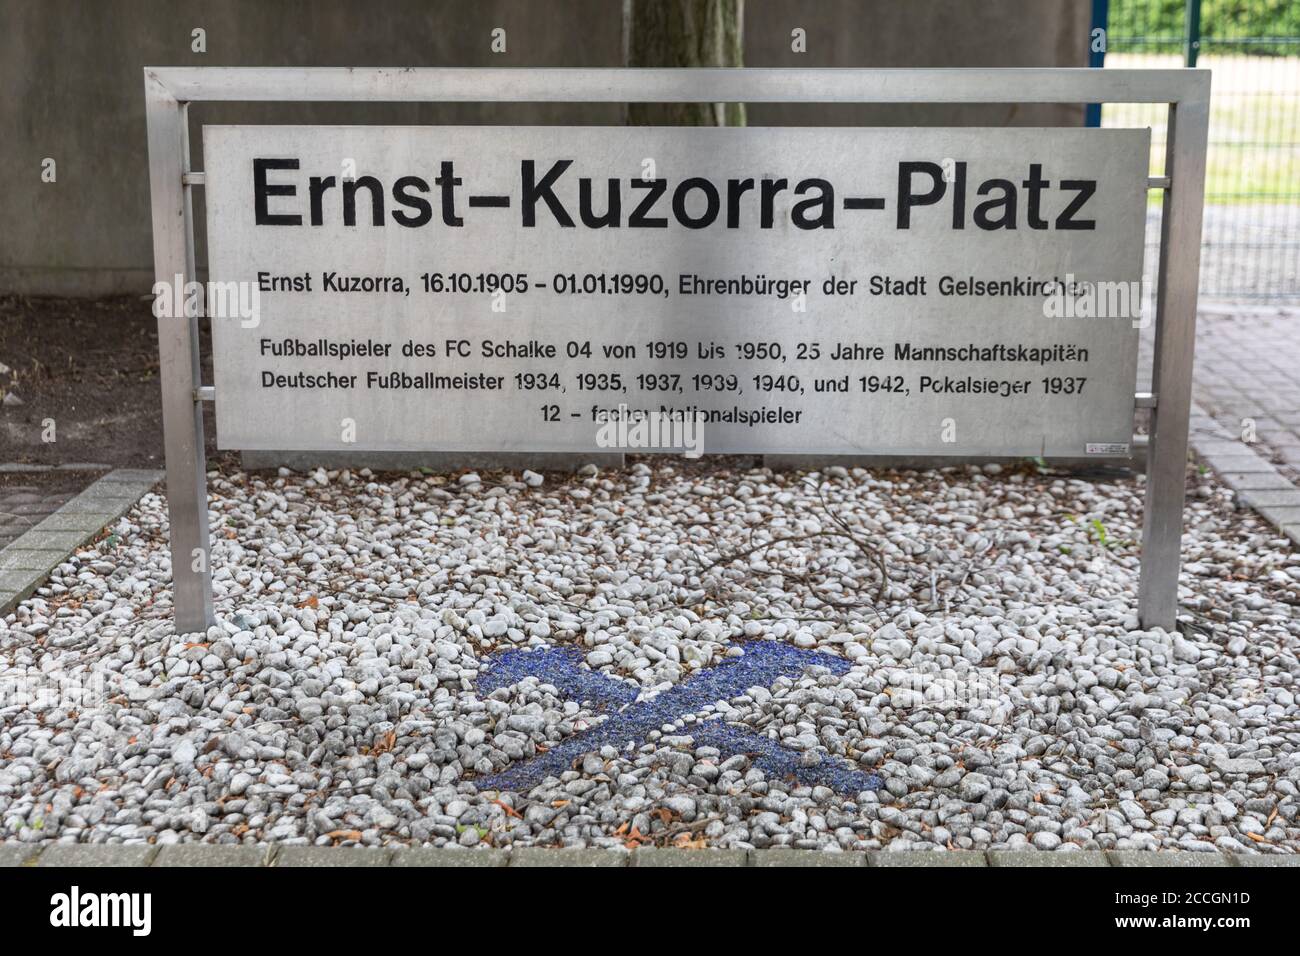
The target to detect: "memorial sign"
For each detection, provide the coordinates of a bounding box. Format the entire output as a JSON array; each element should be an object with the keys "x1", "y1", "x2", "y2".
[
  {"x1": 203, "y1": 125, "x2": 1150, "y2": 457},
  {"x1": 145, "y1": 67, "x2": 1208, "y2": 632}
]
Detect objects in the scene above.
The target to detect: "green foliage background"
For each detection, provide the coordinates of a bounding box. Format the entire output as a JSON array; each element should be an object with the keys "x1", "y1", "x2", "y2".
[{"x1": 1108, "y1": 0, "x2": 1300, "y2": 55}]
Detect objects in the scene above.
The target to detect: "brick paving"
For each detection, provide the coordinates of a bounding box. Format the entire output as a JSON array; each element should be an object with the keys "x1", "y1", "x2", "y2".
[
  {"x1": 0, "y1": 464, "x2": 108, "y2": 551},
  {"x1": 1193, "y1": 308, "x2": 1300, "y2": 485},
  {"x1": 0, "y1": 468, "x2": 163, "y2": 614},
  {"x1": 1137, "y1": 305, "x2": 1300, "y2": 543}
]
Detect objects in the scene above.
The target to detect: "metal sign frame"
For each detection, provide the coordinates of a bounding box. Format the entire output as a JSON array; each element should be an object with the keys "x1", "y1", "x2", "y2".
[{"x1": 143, "y1": 67, "x2": 1210, "y2": 634}]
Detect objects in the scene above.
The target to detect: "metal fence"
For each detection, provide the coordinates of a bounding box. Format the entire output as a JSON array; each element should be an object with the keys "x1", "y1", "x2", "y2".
[{"x1": 1098, "y1": 0, "x2": 1300, "y2": 300}]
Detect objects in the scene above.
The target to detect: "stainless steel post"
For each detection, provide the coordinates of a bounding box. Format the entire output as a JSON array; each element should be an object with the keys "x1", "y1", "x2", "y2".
[
  {"x1": 1138, "y1": 79, "x2": 1211, "y2": 630},
  {"x1": 144, "y1": 71, "x2": 215, "y2": 633}
]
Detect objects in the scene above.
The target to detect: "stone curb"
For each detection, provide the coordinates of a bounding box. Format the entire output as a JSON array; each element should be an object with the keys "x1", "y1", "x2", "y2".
[
  {"x1": 2, "y1": 844, "x2": 1296, "y2": 868},
  {"x1": 0, "y1": 463, "x2": 111, "y2": 474},
  {"x1": 1187, "y1": 402, "x2": 1300, "y2": 546},
  {"x1": 0, "y1": 469, "x2": 163, "y2": 615}
]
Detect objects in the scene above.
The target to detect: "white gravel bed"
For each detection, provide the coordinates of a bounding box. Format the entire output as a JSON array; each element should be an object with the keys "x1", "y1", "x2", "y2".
[{"x1": 1, "y1": 460, "x2": 1297, "y2": 854}]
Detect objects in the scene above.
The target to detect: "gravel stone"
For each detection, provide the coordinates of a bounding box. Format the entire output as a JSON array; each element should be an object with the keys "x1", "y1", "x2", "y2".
[{"x1": 0, "y1": 462, "x2": 1296, "y2": 856}]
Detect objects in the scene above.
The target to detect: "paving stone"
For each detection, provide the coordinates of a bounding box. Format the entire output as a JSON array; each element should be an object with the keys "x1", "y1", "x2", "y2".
[
  {"x1": 0, "y1": 549, "x2": 66, "y2": 572},
  {"x1": 0, "y1": 470, "x2": 164, "y2": 615},
  {"x1": 1187, "y1": 318, "x2": 1300, "y2": 499},
  {"x1": 58, "y1": 495, "x2": 138, "y2": 514},
  {"x1": 9, "y1": 502, "x2": 60, "y2": 515},
  {"x1": 870, "y1": 851, "x2": 988, "y2": 867},
  {"x1": 1194, "y1": 440, "x2": 1250, "y2": 457},
  {"x1": 751, "y1": 849, "x2": 864, "y2": 867},
  {"x1": 0, "y1": 463, "x2": 51, "y2": 473},
  {"x1": 274, "y1": 846, "x2": 393, "y2": 867},
  {"x1": 1237, "y1": 490, "x2": 1300, "y2": 508},
  {"x1": 1108, "y1": 850, "x2": 1234, "y2": 867},
  {"x1": 3, "y1": 491, "x2": 48, "y2": 511},
  {"x1": 509, "y1": 847, "x2": 628, "y2": 867},
  {"x1": 1204, "y1": 455, "x2": 1277, "y2": 474},
  {"x1": 1189, "y1": 420, "x2": 1227, "y2": 438},
  {"x1": 12, "y1": 529, "x2": 90, "y2": 551},
  {"x1": 1, "y1": 492, "x2": 44, "y2": 505},
  {"x1": 0, "y1": 844, "x2": 40, "y2": 866},
  {"x1": 1219, "y1": 471, "x2": 1296, "y2": 492},
  {"x1": 988, "y1": 850, "x2": 1111, "y2": 867},
  {"x1": 74, "y1": 484, "x2": 153, "y2": 504},
  {"x1": 153, "y1": 845, "x2": 271, "y2": 867},
  {"x1": 1231, "y1": 854, "x2": 1300, "y2": 867},
  {"x1": 97, "y1": 469, "x2": 164, "y2": 484},
  {"x1": 1259, "y1": 506, "x2": 1300, "y2": 526},
  {"x1": 633, "y1": 847, "x2": 749, "y2": 867},
  {"x1": 0, "y1": 569, "x2": 42, "y2": 608},
  {"x1": 32, "y1": 512, "x2": 117, "y2": 532},
  {"x1": 391, "y1": 848, "x2": 508, "y2": 867},
  {"x1": 37, "y1": 844, "x2": 158, "y2": 867}
]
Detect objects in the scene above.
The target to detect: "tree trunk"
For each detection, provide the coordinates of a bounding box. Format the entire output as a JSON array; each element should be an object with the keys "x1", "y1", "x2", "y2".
[{"x1": 624, "y1": 0, "x2": 745, "y2": 126}]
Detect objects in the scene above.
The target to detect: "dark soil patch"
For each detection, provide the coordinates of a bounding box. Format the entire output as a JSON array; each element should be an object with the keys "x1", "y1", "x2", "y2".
[{"x1": 0, "y1": 294, "x2": 219, "y2": 469}]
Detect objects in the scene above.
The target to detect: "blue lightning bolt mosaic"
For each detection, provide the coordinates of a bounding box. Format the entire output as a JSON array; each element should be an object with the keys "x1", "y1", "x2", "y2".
[{"x1": 471, "y1": 641, "x2": 884, "y2": 796}]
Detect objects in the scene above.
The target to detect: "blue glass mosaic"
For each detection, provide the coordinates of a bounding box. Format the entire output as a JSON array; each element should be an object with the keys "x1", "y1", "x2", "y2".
[{"x1": 471, "y1": 641, "x2": 884, "y2": 796}]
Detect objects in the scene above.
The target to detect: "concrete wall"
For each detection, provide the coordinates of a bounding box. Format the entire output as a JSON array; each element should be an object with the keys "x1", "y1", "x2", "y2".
[{"x1": 1, "y1": 0, "x2": 1090, "y2": 296}]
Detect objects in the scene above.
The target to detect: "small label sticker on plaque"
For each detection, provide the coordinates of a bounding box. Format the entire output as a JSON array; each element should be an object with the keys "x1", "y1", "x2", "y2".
[{"x1": 1086, "y1": 442, "x2": 1131, "y2": 455}]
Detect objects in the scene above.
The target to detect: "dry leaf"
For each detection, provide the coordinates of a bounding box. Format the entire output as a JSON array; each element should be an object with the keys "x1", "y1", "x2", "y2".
[{"x1": 492, "y1": 799, "x2": 522, "y2": 819}]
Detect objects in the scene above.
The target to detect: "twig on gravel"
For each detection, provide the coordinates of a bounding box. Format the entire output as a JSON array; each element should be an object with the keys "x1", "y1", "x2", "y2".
[
  {"x1": 651, "y1": 477, "x2": 895, "y2": 624},
  {"x1": 655, "y1": 813, "x2": 724, "y2": 844}
]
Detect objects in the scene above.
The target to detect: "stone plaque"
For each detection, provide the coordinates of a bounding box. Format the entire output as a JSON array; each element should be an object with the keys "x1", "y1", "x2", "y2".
[{"x1": 202, "y1": 125, "x2": 1149, "y2": 456}]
